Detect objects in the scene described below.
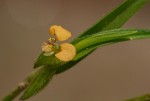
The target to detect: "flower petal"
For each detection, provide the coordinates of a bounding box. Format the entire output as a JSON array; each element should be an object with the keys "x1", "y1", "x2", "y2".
[
  {"x1": 49, "y1": 25, "x2": 71, "y2": 41},
  {"x1": 60, "y1": 43, "x2": 76, "y2": 56},
  {"x1": 55, "y1": 50, "x2": 73, "y2": 62},
  {"x1": 55, "y1": 43, "x2": 76, "y2": 61},
  {"x1": 41, "y1": 43, "x2": 52, "y2": 52}
]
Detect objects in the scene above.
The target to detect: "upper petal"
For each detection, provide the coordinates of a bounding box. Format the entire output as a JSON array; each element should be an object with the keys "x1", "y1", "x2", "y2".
[{"x1": 49, "y1": 25, "x2": 71, "y2": 41}]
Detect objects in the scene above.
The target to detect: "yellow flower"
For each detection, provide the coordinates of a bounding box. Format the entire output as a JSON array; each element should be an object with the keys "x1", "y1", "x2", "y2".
[
  {"x1": 49, "y1": 25, "x2": 71, "y2": 41},
  {"x1": 55, "y1": 43, "x2": 76, "y2": 61},
  {"x1": 42, "y1": 25, "x2": 76, "y2": 61}
]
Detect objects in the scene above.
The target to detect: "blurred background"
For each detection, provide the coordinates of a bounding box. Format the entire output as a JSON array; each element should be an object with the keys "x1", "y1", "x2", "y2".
[{"x1": 0, "y1": 0, "x2": 150, "y2": 101}]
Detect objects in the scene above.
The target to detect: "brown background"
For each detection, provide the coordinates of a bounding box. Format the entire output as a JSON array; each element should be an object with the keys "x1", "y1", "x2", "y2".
[{"x1": 0, "y1": 0, "x2": 150, "y2": 101}]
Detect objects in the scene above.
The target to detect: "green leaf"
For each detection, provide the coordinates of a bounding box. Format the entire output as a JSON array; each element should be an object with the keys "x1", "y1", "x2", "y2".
[
  {"x1": 56, "y1": 29, "x2": 150, "y2": 73},
  {"x1": 35, "y1": 0, "x2": 150, "y2": 69},
  {"x1": 34, "y1": 53, "x2": 64, "y2": 68},
  {"x1": 56, "y1": 0, "x2": 149, "y2": 74},
  {"x1": 125, "y1": 94, "x2": 150, "y2": 101},
  {"x1": 20, "y1": 66, "x2": 56, "y2": 100},
  {"x1": 74, "y1": 29, "x2": 150, "y2": 60},
  {"x1": 72, "y1": 0, "x2": 149, "y2": 44},
  {"x1": 2, "y1": 0, "x2": 150, "y2": 101}
]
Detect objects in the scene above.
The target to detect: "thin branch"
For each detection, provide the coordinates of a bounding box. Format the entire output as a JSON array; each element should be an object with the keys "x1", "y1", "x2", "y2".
[{"x1": 1, "y1": 67, "x2": 42, "y2": 101}]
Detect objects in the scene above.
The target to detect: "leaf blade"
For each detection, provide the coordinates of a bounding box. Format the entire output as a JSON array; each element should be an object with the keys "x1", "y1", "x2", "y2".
[
  {"x1": 125, "y1": 94, "x2": 150, "y2": 101},
  {"x1": 20, "y1": 66, "x2": 56, "y2": 100},
  {"x1": 72, "y1": 0, "x2": 149, "y2": 44},
  {"x1": 56, "y1": 0, "x2": 149, "y2": 74},
  {"x1": 56, "y1": 29, "x2": 150, "y2": 73}
]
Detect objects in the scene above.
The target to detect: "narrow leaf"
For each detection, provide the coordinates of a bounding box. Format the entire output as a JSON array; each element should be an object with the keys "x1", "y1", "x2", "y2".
[
  {"x1": 72, "y1": 0, "x2": 149, "y2": 44},
  {"x1": 125, "y1": 94, "x2": 150, "y2": 101},
  {"x1": 20, "y1": 66, "x2": 56, "y2": 100},
  {"x1": 56, "y1": 0, "x2": 149, "y2": 74},
  {"x1": 74, "y1": 29, "x2": 150, "y2": 60},
  {"x1": 33, "y1": 0, "x2": 149, "y2": 73},
  {"x1": 56, "y1": 29, "x2": 150, "y2": 73}
]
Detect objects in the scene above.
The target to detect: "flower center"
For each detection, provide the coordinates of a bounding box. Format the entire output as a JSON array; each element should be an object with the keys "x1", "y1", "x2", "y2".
[{"x1": 41, "y1": 25, "x2": 76, "y2": 62}]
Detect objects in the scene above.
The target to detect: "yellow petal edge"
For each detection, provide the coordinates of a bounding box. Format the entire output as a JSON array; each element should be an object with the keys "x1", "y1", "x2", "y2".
[
  {"x1": 49, "y1": 25, "x2": 71, "y2": 41},
  {"x1": 55, "y1": 43, "x2": 76, "y2": 62}
]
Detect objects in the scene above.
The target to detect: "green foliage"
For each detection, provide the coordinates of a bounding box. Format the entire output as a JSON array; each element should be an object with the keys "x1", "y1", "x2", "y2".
[
  {"x1": 34, "y1": 53, "x2": 63, "y2": 68},
  {"x1": 126, "y1": 94, "x2": 150, "y2": 101},
  {"x1": 2, "y1": 87, "x2": 24, "y2": 101},
  {"x1": 72, "y1": 0, "x2": 149, "y2": 44},
  {"x1": 56, "y1": 0, "x2": 150, "y2": 74},
  {"x1": 74, "y1": 29, "x2": 150, "y2": 60},
  {"x1": 20, "y1": 66, "x2": 56, "y2": 100},
  {"x1": 2, "y1": 0, "x2": 150, "y2": 101}
]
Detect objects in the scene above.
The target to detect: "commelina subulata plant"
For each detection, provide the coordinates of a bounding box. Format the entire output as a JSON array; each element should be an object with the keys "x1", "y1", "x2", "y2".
[{"x1": 2, "y1": 0, "x2": 150, "y2": 101}]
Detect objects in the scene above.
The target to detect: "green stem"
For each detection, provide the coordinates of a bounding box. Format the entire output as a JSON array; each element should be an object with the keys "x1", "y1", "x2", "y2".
[
  {"x1": 2, "y1": 84, "x2": 26, "y2": 101},
  {"x1": 1, "y1": 67, "x2": 42, "y2": 101}
]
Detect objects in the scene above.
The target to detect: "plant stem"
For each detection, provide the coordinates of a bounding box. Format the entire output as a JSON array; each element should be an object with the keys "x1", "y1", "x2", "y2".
[
  {"x1": 2, "y1": 84, "x2": 26, "y2": 101},
  {"x1": 1, "y1": 67, "x2": 42, "y2": 101}
]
